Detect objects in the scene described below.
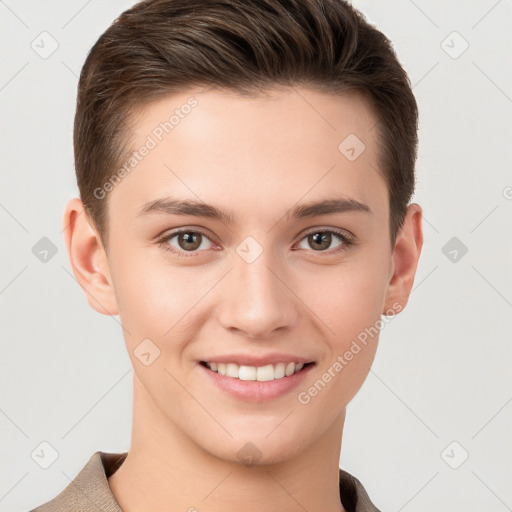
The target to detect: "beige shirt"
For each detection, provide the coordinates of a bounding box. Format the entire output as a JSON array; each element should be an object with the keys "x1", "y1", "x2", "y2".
[{"x1": 30, "y1": 451, "x2": 382, "y2": 512}]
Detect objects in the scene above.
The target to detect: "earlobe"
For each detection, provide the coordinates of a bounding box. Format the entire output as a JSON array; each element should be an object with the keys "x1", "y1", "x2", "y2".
[
  {"x1": 383, "y1": 203, "x2": 423, "y2": 314},
  {"x1": 62, "y1": 197, "x2": 118, "y2": 316}
]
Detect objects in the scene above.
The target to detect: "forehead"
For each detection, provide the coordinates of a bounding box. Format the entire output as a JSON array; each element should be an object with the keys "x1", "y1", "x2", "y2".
[{"x1": 107, "y1": 86, "x2": 387, "y2": 226}]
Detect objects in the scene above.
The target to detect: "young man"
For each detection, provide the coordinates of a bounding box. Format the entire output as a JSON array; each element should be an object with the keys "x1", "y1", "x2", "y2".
[{"x1": 31, "y1": 0, "x2": 422, "y2": 510}]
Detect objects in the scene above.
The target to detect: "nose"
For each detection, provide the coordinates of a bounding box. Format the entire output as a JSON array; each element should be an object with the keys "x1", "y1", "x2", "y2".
[{"x1": 217, "y1": 245, "x2": 299, "y2": 339}]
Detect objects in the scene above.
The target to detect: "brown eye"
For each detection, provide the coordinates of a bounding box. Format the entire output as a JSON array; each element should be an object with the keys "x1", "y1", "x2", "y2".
[
  {"x1": 158, "y1": 228, "x2": 215, "y2": 256},
  {"x1": 177, "y1": 232, "x2": 202, "y2": 251},
  {"x1": 307, "y1": 232, "x2": 333, "y2": 251},
  {"x1": 296, "y1": 229, "x2": 353, "y2": 253}
]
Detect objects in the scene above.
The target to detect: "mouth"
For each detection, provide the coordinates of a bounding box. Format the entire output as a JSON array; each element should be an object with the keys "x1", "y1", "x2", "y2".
[{"x1": 199, "y1": 360, "x2": 315, "y2": 382}]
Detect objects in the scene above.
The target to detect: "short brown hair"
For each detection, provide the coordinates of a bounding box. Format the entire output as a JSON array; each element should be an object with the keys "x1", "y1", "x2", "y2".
[{"x1": 74, "y1": 0, "x2": 418, "y2": 252}]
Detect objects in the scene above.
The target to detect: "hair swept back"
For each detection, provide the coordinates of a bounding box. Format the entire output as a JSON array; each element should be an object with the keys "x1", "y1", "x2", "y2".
[{"x1": 74, "y1": 0, "x2": 418, "y2": 251}]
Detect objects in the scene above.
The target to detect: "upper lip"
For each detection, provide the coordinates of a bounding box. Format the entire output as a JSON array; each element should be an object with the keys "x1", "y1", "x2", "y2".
[{"x1": 200, "y1": 353, "x2": 315, "y2": 367}]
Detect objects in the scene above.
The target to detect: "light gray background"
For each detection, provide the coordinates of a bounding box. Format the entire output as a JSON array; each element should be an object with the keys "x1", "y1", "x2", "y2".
[{"x1": 1, "y1": 1, "x2": 511, "y2": 511}]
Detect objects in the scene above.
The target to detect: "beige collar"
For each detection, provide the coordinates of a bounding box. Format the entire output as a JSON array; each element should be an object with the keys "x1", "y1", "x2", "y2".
[{"x1": 31, "y1": 451, "x2": 382, "y2": 512}]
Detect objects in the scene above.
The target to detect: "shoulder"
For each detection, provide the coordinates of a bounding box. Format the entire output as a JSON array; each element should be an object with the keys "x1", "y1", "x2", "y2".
[
  {"x1": 29, "y1": 451, "x2": 126, "y2": 512},
  {"x1": 339, "y1": 467, "x2": 383, "y2": 512}
]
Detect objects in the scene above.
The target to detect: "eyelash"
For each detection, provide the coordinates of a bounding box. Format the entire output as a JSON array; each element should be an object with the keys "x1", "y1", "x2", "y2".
[{"x1": 157, "y1": 227, "x2": 354, "y2": 258}]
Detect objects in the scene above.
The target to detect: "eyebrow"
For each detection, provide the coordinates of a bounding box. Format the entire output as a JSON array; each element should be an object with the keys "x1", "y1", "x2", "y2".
[{"x1": 136, "y1": 196, "x2": 372, "y2": 224}]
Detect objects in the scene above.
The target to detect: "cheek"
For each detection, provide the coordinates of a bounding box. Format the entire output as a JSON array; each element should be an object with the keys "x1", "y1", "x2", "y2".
[
  {"x1": 112, "y1": 263, "x2": 170, "y2": 329},
  {"x1": 309, "y1": 255, "x2": 389, "y2": 338},
  {"x1": 302, "y1": 253, "x2": 389, "y2": 398},
  {"x1": 109, "y1": 248, "x2": 217, "y2": 354}
]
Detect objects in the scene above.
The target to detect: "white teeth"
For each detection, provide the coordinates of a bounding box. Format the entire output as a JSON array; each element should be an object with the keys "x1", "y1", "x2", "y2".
[
  {"x1": 205, "y1": 361, "x2": 307, "y2": 381},
  {"x1": 256, "y1": 364, "x2": 274, "y2": 381},
  {"x1": 238, "y1": 365, "x2": 256, "y2": 380},
  {"x1": 285, "y1": 362, "x2": 295, "y2": 376},
  {"x1": 226, "y1": 363, "x2": 239, "y2": 378},
  {"x1": 274, "y1": 362, "x2": 285, "y2": 379}
]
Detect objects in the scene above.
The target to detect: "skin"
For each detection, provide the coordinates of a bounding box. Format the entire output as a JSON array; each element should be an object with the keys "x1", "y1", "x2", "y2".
[{"x1": 64, "y1": 86, "x2": 423, "y2": 512}]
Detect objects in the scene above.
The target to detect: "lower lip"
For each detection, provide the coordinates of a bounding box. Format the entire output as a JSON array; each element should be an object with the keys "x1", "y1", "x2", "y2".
[{"x1": 198, "y1": 362, "x2": 315, "y2": 402}]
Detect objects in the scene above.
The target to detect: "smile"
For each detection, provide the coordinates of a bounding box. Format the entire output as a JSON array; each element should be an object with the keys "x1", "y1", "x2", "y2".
[{"x1": 200, "y1": 361, "x2": 313, "y2": 381}]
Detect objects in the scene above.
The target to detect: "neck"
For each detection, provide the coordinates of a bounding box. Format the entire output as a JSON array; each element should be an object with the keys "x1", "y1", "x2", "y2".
[{"x1": 108, "y1": 375, "x2": 347, "y2": 512}]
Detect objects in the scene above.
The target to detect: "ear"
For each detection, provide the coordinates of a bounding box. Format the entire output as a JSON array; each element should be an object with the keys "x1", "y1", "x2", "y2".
[
  {"x1": 383, "y1": 203, "x2": 423, "y2": 314},
  {"x1": 62, "y1": 198, "x2": 118, "y2": 316}
]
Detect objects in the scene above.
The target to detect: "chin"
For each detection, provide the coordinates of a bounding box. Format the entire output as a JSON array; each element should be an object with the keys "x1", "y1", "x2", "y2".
[
  {"x1": 198, "y1": 428, "x2": 312, "y2": 468},
  {"x1": 213, "y1": 444, "x2": 299, "y2": 467}
]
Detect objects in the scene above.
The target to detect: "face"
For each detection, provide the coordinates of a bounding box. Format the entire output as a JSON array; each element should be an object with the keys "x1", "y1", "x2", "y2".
[{"x1": 97, "y1": 86, "x2": 400, "y2": 464}]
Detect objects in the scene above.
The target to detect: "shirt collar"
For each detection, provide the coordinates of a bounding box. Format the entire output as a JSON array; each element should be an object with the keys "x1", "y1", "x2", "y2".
[{"x1": 32, "y1": 451, "x2": 381, "y2": 512}]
